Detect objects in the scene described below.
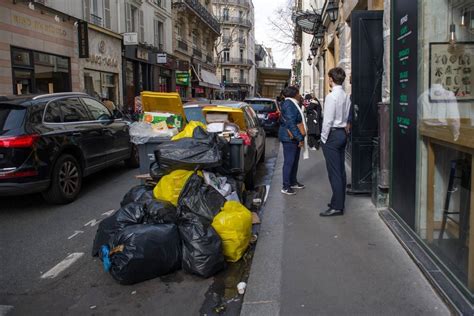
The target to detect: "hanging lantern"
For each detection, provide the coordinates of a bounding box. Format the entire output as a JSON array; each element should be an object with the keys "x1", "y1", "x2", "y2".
[
  {"x1": 307, "y1": 54, "x2": 313, "y2": 66},
  {"x1": 326, "y1": 0, "x2": 339, "y2": 22}
]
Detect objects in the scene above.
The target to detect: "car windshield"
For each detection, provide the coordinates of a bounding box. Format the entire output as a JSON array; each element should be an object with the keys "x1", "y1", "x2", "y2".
[
  {"x1": 184, "y1": 107, "x2": 206, "y2": 124},
  {"x1": 0, "y1": 104, "x2": 26, "y2": 134},
  {"x1": 247, "y1": 101, "x2": 276, "y2": 112}
]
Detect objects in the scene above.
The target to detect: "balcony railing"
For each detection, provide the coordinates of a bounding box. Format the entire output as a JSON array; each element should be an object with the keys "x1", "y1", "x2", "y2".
[
  {"x1": 219, "y1": 16, "x2": 252, "y2": 28},
  {"x1": 214, "y1": 0, "x2": 249, "y2": 8},
  {"x1": 178, "y1": 40, "x2": 188, "y2": 51},
  {"x1": 227, "y1": 78, "x2": 249, "y2": 84},
  {"x1": 172, "y1": 0, "x2": 220, "y2": 34},
  {"x1": 89, "y1": 13, "x2": 103, "y2": 27},
  {"x1": 221, "y1": 58, "x2": 253, "y2": 66},
  {"x1": 193, "y1": 48, "x2": 202, "y2": 58}
]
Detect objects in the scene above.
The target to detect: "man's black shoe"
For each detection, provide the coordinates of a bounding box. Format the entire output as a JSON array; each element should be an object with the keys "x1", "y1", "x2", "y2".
[{"x1": 319, "y1": 208, "x2": 344, "y2": 217}]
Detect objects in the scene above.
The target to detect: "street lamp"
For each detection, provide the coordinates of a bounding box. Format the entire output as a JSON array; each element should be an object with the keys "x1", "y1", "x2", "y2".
[
  {"x1": 315, "y1": 27, "x2": 325, "y2": 45},
  {"x1": 327, "y1": 0, "x2": 339, "y2": 22},
  {"x1": 307, "y1": 54, "x2": 313, "y2": 66}
]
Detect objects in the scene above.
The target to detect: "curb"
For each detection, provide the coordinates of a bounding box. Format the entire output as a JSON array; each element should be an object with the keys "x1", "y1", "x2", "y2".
[{"x1": 240, "y1": 144, "x2": 283, "y2": 316}]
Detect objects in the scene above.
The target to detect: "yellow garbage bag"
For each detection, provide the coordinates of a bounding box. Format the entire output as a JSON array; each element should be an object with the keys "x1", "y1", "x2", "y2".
[
  {"x1": 153, "y1": 170, "x2": 201, "y2": 206},
  {"x1": 171, "y1": 121, "x2": 206, "y2": 141},
  {"x1": 212, "y1": 201, "x2": 252, "y2": 262}
]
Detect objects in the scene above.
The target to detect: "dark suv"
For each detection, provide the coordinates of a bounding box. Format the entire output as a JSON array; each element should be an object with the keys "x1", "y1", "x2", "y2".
[{"x1": 0, "y1": 93, "x2": 138, "y2": 204}]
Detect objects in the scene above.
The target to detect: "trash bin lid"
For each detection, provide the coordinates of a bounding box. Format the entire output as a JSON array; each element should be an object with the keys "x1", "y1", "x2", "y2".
[
  {"x1": 140, "y1": 91, "x2": 186, "y2": 123},
  {"x1": 202, "y1": 106, "x2": 246, "y2": 130}
]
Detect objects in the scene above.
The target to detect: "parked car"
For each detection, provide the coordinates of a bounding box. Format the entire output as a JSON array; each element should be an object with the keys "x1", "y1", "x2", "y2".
[
  {"x1": 183, "y1": 101, "x2": 266, "y2": 189},
  {"x1": 244, "y1": 98, "x2": 280, "y2": 135},
  {"x1": 0, "y1": 92, "x2": 139, "y2": 204}
]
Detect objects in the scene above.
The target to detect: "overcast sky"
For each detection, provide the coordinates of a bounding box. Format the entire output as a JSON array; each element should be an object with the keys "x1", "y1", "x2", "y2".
[{"x1": 253, "y1": 0, "x2": 293, "y2": 68}]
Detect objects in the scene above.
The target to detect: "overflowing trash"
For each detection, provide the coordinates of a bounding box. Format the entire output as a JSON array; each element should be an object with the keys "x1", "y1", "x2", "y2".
[
  {"x1": 92, "y1": 92, "x2": 264, "y2": 286},
  {"x1": 212, "y1": 201, "x2": 252, "y2": 263},
  {"x1": 105, "y1": 224, "x2": 181, "y2": 285}
]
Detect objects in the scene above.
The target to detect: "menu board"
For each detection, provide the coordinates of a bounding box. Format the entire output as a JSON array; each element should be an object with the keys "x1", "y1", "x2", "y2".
[
  {"x1": 429, "y1": 42, "x2": 474, "y2": 102},
  {"x1": 391, "y1": 0, "x2": 418, "y2": 228}
]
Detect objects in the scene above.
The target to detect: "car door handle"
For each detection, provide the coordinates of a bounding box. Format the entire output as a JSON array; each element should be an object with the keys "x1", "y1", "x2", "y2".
[{"x1": 72, "y1": 132, "x2": 82, "y2": 137}]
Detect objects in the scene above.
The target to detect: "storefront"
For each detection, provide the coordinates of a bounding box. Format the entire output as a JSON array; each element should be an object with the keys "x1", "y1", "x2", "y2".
[
  {"x1": 191, "y1": 64, "x2": 220, "y2": 99},
  {"x1": 0, "y1": 0, "x2": 78, "y2": 95},
  {"x1": 176, "y1": 60, "x2": 191, "y2": 100},
  {"x1": 123, "y1": 45, "x2": 176, "y2": 113},
  {"x1": 80, "y1": 25, "x2": 122, "y2": 106},
  {"x1": 390, "y1": 0, "x2": 474, "y2": 307}
]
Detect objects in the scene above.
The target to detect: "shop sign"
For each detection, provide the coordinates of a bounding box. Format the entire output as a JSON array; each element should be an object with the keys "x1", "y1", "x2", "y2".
[
  {"x1": 157, "y1": 53, "x2": 167, "y2": 64},
  {"x1": 137, "y1": 48, "x2": 149, "y2": 61},
  {"x1": 123, "y1": 32, "x2": 138, "y2": 45},
  {"x1": 12, "y1": 14, "x2": 68, "y2": 37},
  {"x1": 86, "y1": 54, "x2": 119, "y2": 67},
  {"x1": 391, "y1": 0, "x2": 418, "y2": 228},
  {"x1": 78, "y1": 21, "x2": 89, "y2": 58},
  {"x1": 176, "y1": 71, "x2": 190, "y2": 86}
]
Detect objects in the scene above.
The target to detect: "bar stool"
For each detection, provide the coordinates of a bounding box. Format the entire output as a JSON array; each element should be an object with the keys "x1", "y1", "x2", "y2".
[{"x1": 438, "y1": 159, "x2": 471, "y2": 246}]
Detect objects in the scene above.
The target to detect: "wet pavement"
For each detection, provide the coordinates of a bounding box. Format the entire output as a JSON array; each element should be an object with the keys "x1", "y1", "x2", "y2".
[{"x1": 0, "y1": 137, "x2": 279, "y2": 315}]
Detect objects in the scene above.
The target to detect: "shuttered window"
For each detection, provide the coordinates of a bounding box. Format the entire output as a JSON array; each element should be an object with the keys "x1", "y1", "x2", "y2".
[
  {"x1": 125, "y1": 3, "x2": 132, "y2": 32},
  {"x1": 104, "y1": 0, "x2": 111, "y2": 29},
  {"x1": 139, "y1": 10, "x2": 144, "y2": 43},
  {"x1": 154, "y1": 20, "x2": 163, "y2": 49},
  {"x1": 84, "y1": 0, "x2": 90, "y2": 22}
]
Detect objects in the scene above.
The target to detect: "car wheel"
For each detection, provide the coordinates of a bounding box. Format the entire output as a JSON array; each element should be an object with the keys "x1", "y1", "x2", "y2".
[
  {"x1": 124, "y1": 144, "x2": 139, "y2": 168},
  {"x1": 42, "y1": 154, "x2": 82, "y2": 204}
]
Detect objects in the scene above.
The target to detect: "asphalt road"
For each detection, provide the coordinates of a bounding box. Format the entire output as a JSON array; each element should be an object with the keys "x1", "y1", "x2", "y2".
[{"x1": 0, "y1": 137, "x2": 279, "y2": 316}]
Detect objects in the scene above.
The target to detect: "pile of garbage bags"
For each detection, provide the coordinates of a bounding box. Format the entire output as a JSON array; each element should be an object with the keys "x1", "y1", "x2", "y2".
[{"x1": 92, "y1": 124, "x2": 253, "y2": 285}]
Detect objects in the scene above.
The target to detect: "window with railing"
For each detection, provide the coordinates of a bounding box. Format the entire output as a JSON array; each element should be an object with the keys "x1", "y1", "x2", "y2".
[
  {"x1": 223, "y1": 8, "x2": 229, "y2": 21},
  {"x1": 84, "y1": 0, "x2": 111, "y2": 28}
]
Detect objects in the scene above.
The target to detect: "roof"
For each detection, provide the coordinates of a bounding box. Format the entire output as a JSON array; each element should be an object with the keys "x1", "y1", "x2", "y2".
[{"x1": 0, "y1": 92, "x2": 90, "y2": 105}]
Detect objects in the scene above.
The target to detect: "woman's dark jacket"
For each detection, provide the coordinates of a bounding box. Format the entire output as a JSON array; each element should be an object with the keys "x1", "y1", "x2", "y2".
[{"x1": 278, "y1": 99, "x2": 304, "y2": 143}]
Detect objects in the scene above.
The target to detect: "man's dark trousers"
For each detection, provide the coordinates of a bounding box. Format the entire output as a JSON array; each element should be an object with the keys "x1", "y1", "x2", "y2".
[
  {"x1": 322, "y1": 129, "x2": 347, "y2": 210},
  {"x1": 282, "y1": 141, "x2": 301, "y2": 189}
]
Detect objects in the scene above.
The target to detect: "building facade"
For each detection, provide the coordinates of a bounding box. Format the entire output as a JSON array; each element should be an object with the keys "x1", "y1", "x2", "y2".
[
  {"x1": 0, "y1": 0, "x2": 79, "y2": 96},
  {"x1": 1, "y1": 0, "x2": 177, "y2": 112},
  {"x1": 172, "y1": 0, "x2": 221, "y2": 100},
  {"x1": 213, "y1": 0, "x2": 256, "y2": 100},
  {"x1": 294, "y1": 0, "x2": 474, "y2": 310}
]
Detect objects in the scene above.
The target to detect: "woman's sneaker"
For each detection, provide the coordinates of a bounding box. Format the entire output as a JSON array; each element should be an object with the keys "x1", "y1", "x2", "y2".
[
  {"x1": 281, "y1": 187, "x2": 296, "y2": 195},
  {"x1": 291, "y1": 182, "x2": 305, "y2": 189}
]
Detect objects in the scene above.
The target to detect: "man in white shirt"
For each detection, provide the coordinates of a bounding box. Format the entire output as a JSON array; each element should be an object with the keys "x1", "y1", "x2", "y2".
[{"x1": 320, "y1": 67, "x2": 351, "y2": 217}]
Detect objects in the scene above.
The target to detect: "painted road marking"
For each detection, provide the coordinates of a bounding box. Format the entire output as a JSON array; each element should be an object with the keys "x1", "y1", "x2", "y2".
[
  {"x1": 67, "y1": 230, "x2": 84, "y2": 240},
  {"x1": 0, "y1": 305, "x2": 14, "y2": 316},
  {"x1": 40, "y1": 253, "x2": 84, "y2": 279},
  {"x1": 102, "y1": 209, "x2": 115, "y2": 217},
  {"x1": 84, "y1": 219, "x2": 100, "y2": 227}
]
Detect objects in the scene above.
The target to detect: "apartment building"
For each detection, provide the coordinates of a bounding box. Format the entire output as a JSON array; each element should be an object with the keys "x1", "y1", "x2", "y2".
[
  {"x1": 172, "y1": 0, "x2": 221, "y2": 99},
  {"x1": 213, "y1": 0, "x2": 256, "y2": 100}
]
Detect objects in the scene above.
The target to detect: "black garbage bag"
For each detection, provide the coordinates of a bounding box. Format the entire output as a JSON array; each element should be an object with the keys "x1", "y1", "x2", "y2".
[
  {"x1": 177, "y1": 173, "x2": 226, "y2": 225},
  {"x1": 120, "y1": 185, "x2": 154, "y2": 207},
  {"x1": 178, "y1": 217, "x2": 225, "y2": 278},
  {"x1": 109, "y1": 224, "x2": 181, "y2": 285},
  {"x1": 153, "y1": 129, "x2": 223, "y2": 176},
  {"x1": 144, "y1": 199, "x2": 178, "y2": 224},
  {"x1": 149, "y1": 161, "x2": 165, "y2": 181},
  {"x1": 91, "y1": 203, "x2": 146, "y2": 257}
]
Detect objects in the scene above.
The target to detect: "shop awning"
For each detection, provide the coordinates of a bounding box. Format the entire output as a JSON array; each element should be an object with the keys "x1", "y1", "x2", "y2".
[{"x1": 199, "y1": 69, "x2": 221, "y2": 90}]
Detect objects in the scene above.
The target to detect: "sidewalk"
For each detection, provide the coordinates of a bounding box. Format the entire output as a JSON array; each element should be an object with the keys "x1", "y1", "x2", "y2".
[{"x1": 241, "y1": 146, "x2": 451, "y2": 315}]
